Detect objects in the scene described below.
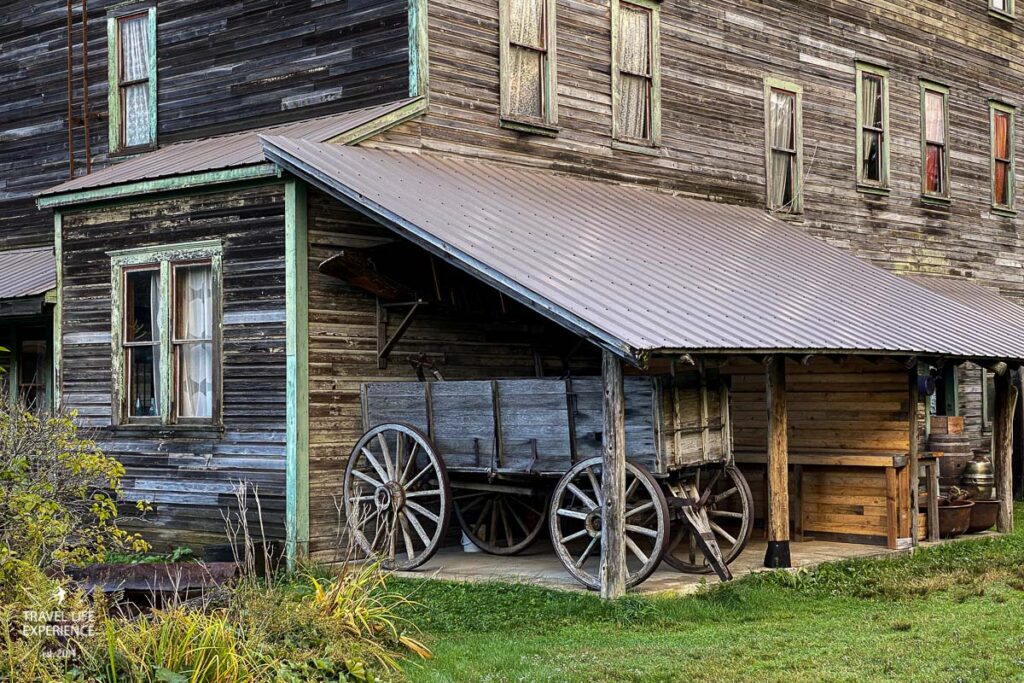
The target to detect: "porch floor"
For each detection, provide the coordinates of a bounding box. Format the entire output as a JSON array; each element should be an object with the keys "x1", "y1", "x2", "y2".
[{"x1": 392, "y1": 537, "x2": 908, "y2": 594}]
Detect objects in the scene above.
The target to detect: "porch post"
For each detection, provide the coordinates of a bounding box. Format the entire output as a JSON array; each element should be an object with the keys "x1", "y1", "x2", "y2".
[
  {"x1": 600, "y1": 348, "x2": 627, "y2": 599},
  {"x1": 764, "y1": 356, "x2": 791, "y2": 568},
  {"x1": 908, "y1": 367, "x2": 920, "y2": 547},
  {"x1": 994, "y1": 369, "x2": 1017, "y2": 533}
]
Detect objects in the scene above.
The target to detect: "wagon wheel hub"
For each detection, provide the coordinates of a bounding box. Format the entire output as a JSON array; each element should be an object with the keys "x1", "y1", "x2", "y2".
[
  {"x1": 375, "y1": 481, "x2": 406, "y2": 511},
  {"x1": 584, "y1": 509, "x2": 603, "y2": 537}
]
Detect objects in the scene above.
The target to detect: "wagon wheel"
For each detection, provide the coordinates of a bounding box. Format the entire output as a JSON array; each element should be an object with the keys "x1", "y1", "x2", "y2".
[
  {"x1": 454, "y1": 490, "x2": 549, "y2": 555},
  {"x1": 549, "y1": 457, "x2": 670, "y2": 590},
  {"x1": 662, "y1": 464, "x2": 754, "y2": 574},
  {"x1": 343, "y1": 423, "x2": 451, "y2": 571}
]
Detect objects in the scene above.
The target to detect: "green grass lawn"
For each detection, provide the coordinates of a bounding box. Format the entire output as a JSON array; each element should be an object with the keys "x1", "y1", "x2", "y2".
[{"x1": 392, "y1": 507, "x2": 1024, "y2": 682}]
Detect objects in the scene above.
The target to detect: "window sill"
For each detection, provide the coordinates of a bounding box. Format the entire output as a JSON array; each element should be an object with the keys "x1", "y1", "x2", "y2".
[
  {"x1": 499, "y1": 118, "x2": 559, "y2": 138},
  {"x1": 920, "y1": 194, "x2": 952, "y2": 208},
  {"x1": 856, "y1": 184, "x2": 890, "y2": 197},
  {"x1": 767, "y1": 209, "x2": 805, "y2": 222},
  {"x1": 109, "y1": 143, "x2": 158, "y2": 159},
  {"x1": 989, "y1": 8, "x2": 1016, "y2": 23},
  {"x1": 991, "y1": 206, "x2": 1018, "y2": 218},
  {"x1": 107, "y1": 423, "x2": 224, "y2": 437},
  {"x1": 611, "y1": 139, "x2": 665, "y2": 157}
]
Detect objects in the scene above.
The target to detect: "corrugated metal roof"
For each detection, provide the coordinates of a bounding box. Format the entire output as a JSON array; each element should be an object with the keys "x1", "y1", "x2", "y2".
[
  {"x1": 0, "y1": 246, "x2": 56, "y2": 300},
  {"x1": 261, "y1": 136, "x2": 1024, "y2": 363},
  {"x1": 38, "y1": 99, "x2": 417, "y2": 198},
  {"x1": 908, "y1": 276, "x2": 1024, "y2": 330}
]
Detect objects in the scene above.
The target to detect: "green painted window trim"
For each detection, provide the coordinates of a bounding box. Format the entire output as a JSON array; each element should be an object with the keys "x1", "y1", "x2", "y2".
[
  {"x1": 763, "y1": 77, "x2": 804, "y2": 215},
  {"x1": 990, "y1": 0, "x2": 1016, "y2": 21},
  {"x1": 990, "y1": 100, "x2": 1016, "y2": 212},
  {"x1": 53, "y1": 211, "x2": 63, "y2": 410},
  {"x1": 919, "y1": 81, "x2": 951, "y2": 202},
  {"x1": 611, "y1": 0, "x2": 661, "y2": 147},
  {"x1": 109, "y1": 240, "x2": 223, "y2": 428},
  {"x1": 37, "y1": 164, "x2": 281, "y2": 210},
  {"x1": 408, "y1": 0, "x2": 429, "y2": 99},
  {"x1": 855, "y1": 62, "x2": 890, "y2": 193},
  {"x1": 498, "y1": 0, "x2": 559, "y2": 130},
  {"x1": 284, "y1": 180, "x2": 309, "y2": 569},
  {"x1": 107, "y1": 6, "x2": 158, "y2": 155}
]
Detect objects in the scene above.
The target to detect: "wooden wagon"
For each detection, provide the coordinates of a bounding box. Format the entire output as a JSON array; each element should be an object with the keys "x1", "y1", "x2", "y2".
[{"x1": 343, "y1": 365, "x2": 755, "y2": 589}]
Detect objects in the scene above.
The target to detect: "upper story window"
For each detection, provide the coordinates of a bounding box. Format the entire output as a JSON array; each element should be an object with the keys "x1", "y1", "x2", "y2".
[
  {"x1": 112, "y1": 242, "x2": 221, "y2": 426},
  {"x1": 920, "y1": 82, "x2": 950, "y2": 200},
  {"x1": 764, "y1": 79, "x2": 803, "y2": 214},
  {"x1": 500, "y1": 0, "x2": 558, "y2": 133},
  {"x1": 855, "y1": 63, "x2": 890, "y2": 192},
  {"x1": 991, "y1": 0, "x2": 1015, "y2": 18},
  {"x1": 108, "y1": 6, "x2": 157, "y2": 154},
  {"x1": 991, "y1": 101, "x2": 1016, "y2": 212},
  {"x1": 612, "y1": 0, "x2": 661, "y2": 147}
]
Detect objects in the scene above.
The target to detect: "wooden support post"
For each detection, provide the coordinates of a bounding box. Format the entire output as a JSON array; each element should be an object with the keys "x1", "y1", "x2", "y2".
[
  {"x1": 908, "y1": 367, "x2": 920, "y2": 548},
  {"x1": 599, "y1": 349, "x2": 627, "y2": 599},
  {"x1": 764, "y1": 356, "x2": 791, "y2": 568},
  {"x1": 994, "y1": 370, "x2": 1018, "y2": 534}
]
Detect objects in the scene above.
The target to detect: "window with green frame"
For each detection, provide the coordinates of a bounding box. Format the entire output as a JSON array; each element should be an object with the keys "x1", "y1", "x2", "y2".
[
  {"x1": 611, "y1": 0, "x2": 661, "y2": 146},
  {"x1": 920, "y1": 82, "x2": 950, "y2": 201},
  {"x1": 991, "y1": 0, "x2": 1015, "y2": 19},
  {"x1": 855, "y1": 62, "x2": 890, "y2": 192},
  {"x1": 108, "y1": 5, "x2": 157, "y2": 154},
  {"x1": 990, "y1": 101, "x2": 1016, "y2": 212},
  {"x1": 764, "y1": 78, "x2": 803, "y2": 214},
  {"x1": 499, "y1": 0, "x2": 558, "y2": 133},
  {"x1": 110, "y1": 241, "x2": 221, "y2": 426}
]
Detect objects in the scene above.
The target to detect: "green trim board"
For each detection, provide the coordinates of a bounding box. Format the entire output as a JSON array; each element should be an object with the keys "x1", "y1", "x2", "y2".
[
  {"x1": 107, "y1": 5, "x2": 158, "y2": 155},
  {"x1": 53, "y1": 211, "x2": 62, "y2": 409},
  {"x1": 990, "y1": 100, "x2": 1016, "y2": 212},
  {"x1": 408, "y1": 0, "x2": 430, "y2": 99},
  {"x1": 108, "y1": 240, "x2": 223, "y2": 427},
  {"x1": 855, "y1": 61, "x2": 890, "y2": 193},
  {"x1": 284, "y1": 179, "x2": 310, "y2": 569},
  {"x1": 498, "y1": 0, "x2": 559, "y2": 130},
  {"x1": 763, "y1": 77, "x2": 804, "y2": 214},
  {"x1": 328, "y1": 98, "x2": 428, "y2": 145},
  {"x1": 37, "y1": 164, "x2": 281, "y2": 209},
  {"x1": 919, "y1": 81, "x2": 951, "y2": 202},
  {"x1": 611, "y1": 0, "x2": 661, "y2": 147}
]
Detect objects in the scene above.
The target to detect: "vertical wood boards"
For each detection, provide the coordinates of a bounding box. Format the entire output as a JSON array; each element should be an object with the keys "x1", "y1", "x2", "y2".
[
  {"x1": 599, "y1": 348, "x2": 627, "y2": 599},
  {"x1": 764, "y1": 356, "x2": 791, "y2": 567}
]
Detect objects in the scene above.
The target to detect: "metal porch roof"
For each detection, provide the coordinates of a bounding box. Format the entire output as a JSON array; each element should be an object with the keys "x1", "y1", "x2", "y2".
[
  {"x1": 0, "y1": 246, "x2": 56, "y2": 300},
  {"x1": 38, "y1": 98, "x2": 417, "y2": 201},
  {"x1": 907, "y1": 276, "x2": 1024, "y2": 331},
  {"x1": 260, "y1": 136, "x2": 1024, "y2": 364}
]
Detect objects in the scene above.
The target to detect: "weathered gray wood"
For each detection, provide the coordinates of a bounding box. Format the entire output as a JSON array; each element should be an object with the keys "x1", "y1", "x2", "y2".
[
  {"x1": 908, "y1": 367, "x2": 920, "y2": 547},
  {"x1": 994, "y1": 370, "x2": 1017, "y2": 534},
  {"x1": 764, "y1": 356, "x2": 790, "y2": 568},
  {"x1": 599, "y1": 349, "x2": 627, "y2": 600}
]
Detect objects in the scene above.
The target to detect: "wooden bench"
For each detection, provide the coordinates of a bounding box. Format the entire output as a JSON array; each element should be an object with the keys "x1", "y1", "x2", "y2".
[{"x1": 733, "y1": 450, "x2": 939, "y2": 549}]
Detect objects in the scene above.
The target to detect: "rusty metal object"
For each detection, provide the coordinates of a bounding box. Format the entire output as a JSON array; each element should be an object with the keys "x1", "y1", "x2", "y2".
[{"x1": 66, "y1": 562, "x2": 239, "y2": 595}]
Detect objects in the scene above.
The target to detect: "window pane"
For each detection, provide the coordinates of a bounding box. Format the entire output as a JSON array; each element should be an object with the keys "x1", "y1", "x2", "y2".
[
  {"x1": 506, "y1": 46, "x2": 543, "y2": 118},
  {"x1": 120, "y1": 15, "x2": 149, "y2": 82},
  {"x1": 128, "y1": 345, "x2": 160, "y2": 417},
  {"x1": 508, "y1": 0, "x2": 544, "y2": 49},
  {"x1": 126, "y1": 270, "x2": 161, "y2": 343},
  {"x1": 925, "y1": 144, "x2": 944, "y2": 194},
  {"x1": 770, "y1": 150, "x2": 795, "y2": 209},
  {"x1": 995, "y1": 112, "x2": 1011, "y2": 159},
  {"x1": 770, "y1": 90, "x2": 795, "y2": 152},
  {"x1": 617, "y1": 73, "x2": 650, "y2": 140},
  {"x1": 862, "y1": 130, "x2": 882, "y2": 181},
  {"x1": 862, "y1": 74, "x2": 883, "y2": 128},
  {"x1": 179, "y1": 342, "x2": 213, "y2": 418},
  {"x1": 996, "y1": 160, "x2": 1010, "y2": 206},
  {"x1": 619, "y1": 5, "x2": 651, "y2": 77},
  {"x1": 174, "y1": 265, "x2": 213, "y2": 341},
  {"x1": 123, "y1": 83, "x2": 151, "y2": 147},
  {"x1": 993, "y1": 0, "x2": 1009, "y2": 11},
  {"x1": 925, "y1": 91, "x2": 945, "y2": 144},
  {"x1": 18, "y1": 340, "x2": 46, "y2": 410}
]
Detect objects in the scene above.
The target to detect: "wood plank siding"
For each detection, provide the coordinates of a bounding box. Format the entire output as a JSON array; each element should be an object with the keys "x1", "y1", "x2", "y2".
[
  {"x1": 366, "y1": 0, "x2": 1024, "y2": 453},
  {"x1": 2, "y1": 0, "x2": 411, "y2": 251},
  {"x1": 59, "y1": 185, "x2": 289, "y2": 549}
]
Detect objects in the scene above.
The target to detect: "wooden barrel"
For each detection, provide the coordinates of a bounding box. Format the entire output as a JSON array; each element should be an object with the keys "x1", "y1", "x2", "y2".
[{"x1": 927, "y1": 432, "x2": 974, "y2": 487}]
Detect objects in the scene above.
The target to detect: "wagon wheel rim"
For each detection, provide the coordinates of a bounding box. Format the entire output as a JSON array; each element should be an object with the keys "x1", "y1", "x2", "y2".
[
  {"x1": 343, "y1": 423, "x2": 451, "y2": 571},
  {"x1": 549, "y1": 457, "x2": 669, "y2": 590},
  {"x1": 662, "y1": 465, "x2": 754, "y2": 573},
  {"x1": 454, "y1": 489, "x2": 549, "y2": 555}
]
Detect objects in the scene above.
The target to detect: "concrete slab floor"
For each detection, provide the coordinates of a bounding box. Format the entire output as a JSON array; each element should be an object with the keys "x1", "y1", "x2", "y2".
[{"x1": 392, "y1": 537, "x2": 907, "y2": 595}]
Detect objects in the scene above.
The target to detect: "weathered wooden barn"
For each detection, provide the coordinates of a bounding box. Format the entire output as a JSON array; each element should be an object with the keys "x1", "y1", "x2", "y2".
[{"x1": 8, "y1": 0, "x2": 1024, "y2": 593}]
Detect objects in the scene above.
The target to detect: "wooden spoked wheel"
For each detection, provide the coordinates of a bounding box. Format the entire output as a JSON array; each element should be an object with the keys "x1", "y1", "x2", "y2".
[
  {"x1": 454, "y1": 489, "x2": 549, "y2": 555},
  {"x1": 343, "y1": 423, "x2": 451, "y2": 571},
  {"x1": 549, "y1": 457, "x2": 670, "y2": 590},
  {"x1": 662, "y1": 464, "x2": 754, "y2": 573}
]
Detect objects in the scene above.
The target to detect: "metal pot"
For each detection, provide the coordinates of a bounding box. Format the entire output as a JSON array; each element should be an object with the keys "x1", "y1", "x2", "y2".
[{"x1": 962, "y1": 453, "x2": 996, "y2": 500}]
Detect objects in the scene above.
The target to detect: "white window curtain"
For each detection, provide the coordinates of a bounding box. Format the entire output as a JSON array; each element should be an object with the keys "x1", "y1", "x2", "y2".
[
  {"x1": 506, "y1": 0, "x2": 544, "y2": 119},
  {"x1": 617, "y1": 5, "x2": 651, "y2": 141},
  {"x1": 861, "y1": 75, "x2": 882, "y2": 181},
  {"x1": 149, "y1": 271, "x2": 162, "y2": 413},
  {"x1": 177, "y1": 267, "x2": 213, "y2": 418},
  {"x1": 121, "y1": 15, "x2": 151, "y2": 147},
  {"x1": 770, "y1": 91, "x2": 795, "y2": 209}
]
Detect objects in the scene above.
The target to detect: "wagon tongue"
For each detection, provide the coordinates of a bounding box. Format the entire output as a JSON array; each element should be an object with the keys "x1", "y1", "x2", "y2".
[{"x1": 672, "y1": 498, "x2": 733, "y2": 582}]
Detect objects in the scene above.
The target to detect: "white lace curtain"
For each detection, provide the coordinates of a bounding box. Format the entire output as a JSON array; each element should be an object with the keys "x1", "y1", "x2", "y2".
[
  {"x1": 177, "y1": 267, "x2": 213, "y2": 418},
  {"x1": 617, "y1": 5, "x2": 651, "y2": 141},
  {"x1": 121, "y1": 15, "x2": 151, "y2": 147},
  {"x1": 861, "y1": 75, "x2": 882, "y2": 181},
  {"x1": 770, "y1": 91, "x2": 795, "y2": 208},
  {"x1": 506, "y1": 0, "x2": 544, "y2": 118}
]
